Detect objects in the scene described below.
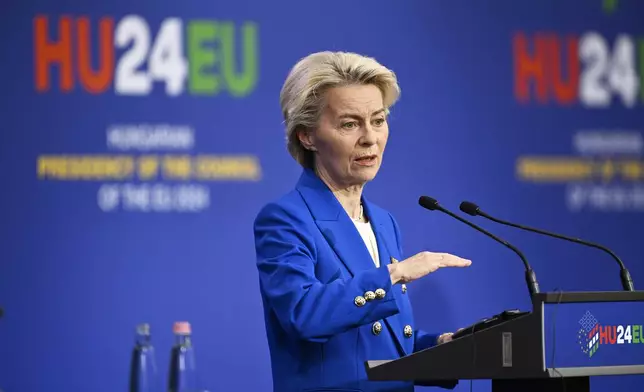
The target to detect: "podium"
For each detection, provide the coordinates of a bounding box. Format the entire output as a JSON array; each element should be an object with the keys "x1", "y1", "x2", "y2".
[{"x1": 366, "y1": 291, "x2": 644, "y2": 391}]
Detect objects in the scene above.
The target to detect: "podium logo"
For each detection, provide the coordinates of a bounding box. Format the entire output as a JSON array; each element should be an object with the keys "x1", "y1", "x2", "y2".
[
  {"x1": 578, "y1": 311, "x2": 643, "y2": 357},
  {"x1": 578, "y1": 311, "x2": 600, "y2": 357}
]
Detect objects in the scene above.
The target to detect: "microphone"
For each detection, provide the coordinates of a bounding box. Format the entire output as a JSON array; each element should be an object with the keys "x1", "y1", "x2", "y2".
[
  {"x1": 418, "y1": 196, "x2": 540, "y2": 297},
  {"x1": 459, "y1": 201, "x2": 635, "y2": 291}
]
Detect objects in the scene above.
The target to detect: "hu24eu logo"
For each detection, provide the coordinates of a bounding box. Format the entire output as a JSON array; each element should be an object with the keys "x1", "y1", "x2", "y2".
[
  {"x1": 578, "y1": 311, "x2": 643, "y2": 358},
  {"x1": 513, "y1": 31, "x2": 644, "y2": 108},
  {"x1": 33, "y1": 15, "x2": 258, "y2": 97}
]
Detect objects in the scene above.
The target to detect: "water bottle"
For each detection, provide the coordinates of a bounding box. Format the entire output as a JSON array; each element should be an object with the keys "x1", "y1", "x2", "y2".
[
  {"x1": 129, "y1": 323, "x2": 158, "y2": 392},
  {"x1": 167, "y1": 321, "x2": 198, "y2": 392}
]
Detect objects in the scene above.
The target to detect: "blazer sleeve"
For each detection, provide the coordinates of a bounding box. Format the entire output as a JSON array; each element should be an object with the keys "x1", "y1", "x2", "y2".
[
  {"x1": 388, "y1": 212, "x2": 441, "y2": 353},
  {"x1": 254, "y1": 202, "x2": 403, "y2": 343}
]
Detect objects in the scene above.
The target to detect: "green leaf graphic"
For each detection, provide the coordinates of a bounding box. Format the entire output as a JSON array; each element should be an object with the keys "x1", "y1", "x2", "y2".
[{"x1": 603, "y1": 0, "x2": 619, "y2": 13}]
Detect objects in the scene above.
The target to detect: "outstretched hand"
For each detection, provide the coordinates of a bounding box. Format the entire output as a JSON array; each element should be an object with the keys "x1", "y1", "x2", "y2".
[{"x1": 388, "y1": 251, "x2": 471, "y2": 284}]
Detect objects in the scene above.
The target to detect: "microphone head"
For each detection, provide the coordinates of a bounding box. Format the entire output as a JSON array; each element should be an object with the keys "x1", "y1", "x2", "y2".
[
  {"x1": 459, "y1": 201, "x2": 480, "y2": 216},
  {"x1": 419, "y1": 196, "x2": 441, "y2": 211}
]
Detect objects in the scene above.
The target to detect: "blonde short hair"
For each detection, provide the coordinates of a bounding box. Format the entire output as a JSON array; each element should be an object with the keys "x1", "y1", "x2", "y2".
[{"x1": 280, "y1": 51, "x2": 401, "y2": 168}]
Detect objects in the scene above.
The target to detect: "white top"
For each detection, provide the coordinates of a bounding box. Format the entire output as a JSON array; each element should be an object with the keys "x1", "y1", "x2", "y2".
[{"x1": 353, "y1": 220, "x2": 380, "y2": 268}]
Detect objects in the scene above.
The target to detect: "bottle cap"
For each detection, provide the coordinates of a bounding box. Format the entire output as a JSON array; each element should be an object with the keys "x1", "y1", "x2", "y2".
[
  {"x1": 136, "y1": 323, "x2": 150, "y2": 336},
  {"x1": 173, "y1": 321, "x2": 191, "y2": 335}
]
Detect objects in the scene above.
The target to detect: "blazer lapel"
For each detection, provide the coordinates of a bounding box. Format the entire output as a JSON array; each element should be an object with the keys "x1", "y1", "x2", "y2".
[
  {"x1": 363, "y1": 200, "x2": 411, "y2": 356},
  {"x1": 296, "y1": 169, "x2": 376, "y2": 276}
]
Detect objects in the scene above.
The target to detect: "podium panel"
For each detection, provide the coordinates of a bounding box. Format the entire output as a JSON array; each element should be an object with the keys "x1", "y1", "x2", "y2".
[
  {"x1": 542, "y1": 295, "x2": 644, "y2": 369},
  {"x1": 365, "y1": 291, "x2": 644, "y2": 392}
]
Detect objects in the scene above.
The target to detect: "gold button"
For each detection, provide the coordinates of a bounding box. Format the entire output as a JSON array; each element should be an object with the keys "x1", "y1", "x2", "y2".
[
  {"x1": 372, "y1": 321, "x2": 382, "y2": 335},
  {"x1": 375, "y1": 288, "x2": 386, "y2": 299},
  {"x1": 354, "y1": 296, "x2": 366, "y2": 307},
  {"x1": 401, "y1": 284, "x2": 407, "y2": 294},
  {"x1": 364, "y1": 291, "x2": 376, "y2": 301},
  {"x1": 404, "y1": 325, "x2": 413, "y2": 338}
]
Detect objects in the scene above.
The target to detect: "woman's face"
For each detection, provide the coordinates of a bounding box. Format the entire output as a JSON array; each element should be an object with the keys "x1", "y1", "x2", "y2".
[{"x1": 301, "y1": 84, "x2": 389, "y2": 188}]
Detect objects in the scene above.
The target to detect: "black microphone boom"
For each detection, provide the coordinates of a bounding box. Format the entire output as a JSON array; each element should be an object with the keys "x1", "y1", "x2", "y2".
[
  {"x1": 418, "y1": 196, "x2": 540, "y2": 297},
  {"x1": 459, "y1": 201, "x2": 635, "y2": 291}
]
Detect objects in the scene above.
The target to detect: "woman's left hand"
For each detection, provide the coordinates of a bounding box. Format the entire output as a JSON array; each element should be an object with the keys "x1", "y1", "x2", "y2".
[
  {"x1": 437, "y1": 328, "x2": 464, "y2": 344},
  {"x1": 437, "y1": 332, "x2": 454, "y2": 344}
]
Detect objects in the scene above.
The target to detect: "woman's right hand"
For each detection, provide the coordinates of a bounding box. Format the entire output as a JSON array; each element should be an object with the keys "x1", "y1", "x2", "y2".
[{"x1": 388, "y1": 251, "x2": 471, "y2": 284}]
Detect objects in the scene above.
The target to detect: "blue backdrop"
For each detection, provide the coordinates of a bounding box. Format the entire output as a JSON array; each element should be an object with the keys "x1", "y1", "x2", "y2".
[{"x1": 1, "y1": 0, "x2": 643, "y2": 391}]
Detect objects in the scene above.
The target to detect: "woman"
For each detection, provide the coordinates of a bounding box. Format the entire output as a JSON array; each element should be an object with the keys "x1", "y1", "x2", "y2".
[{"x1": 254, "y1": 51, "x2": 471, "y2": 392}]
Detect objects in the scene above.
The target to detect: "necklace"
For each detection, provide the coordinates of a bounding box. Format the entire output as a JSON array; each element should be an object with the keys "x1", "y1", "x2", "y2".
[{"x1": 352, "y1": 204, "x2": 364, "y2": 222}]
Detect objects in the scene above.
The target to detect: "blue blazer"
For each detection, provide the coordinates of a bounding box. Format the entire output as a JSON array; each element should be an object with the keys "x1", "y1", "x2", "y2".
[{"x1": 254, "y1": 169, "x2": 450, "y2": 392}]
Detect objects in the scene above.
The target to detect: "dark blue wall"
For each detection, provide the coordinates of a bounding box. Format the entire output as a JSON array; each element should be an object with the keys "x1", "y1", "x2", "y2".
[{"x1": 1, "y1": 1, "x2": 643, "y2": 391}]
